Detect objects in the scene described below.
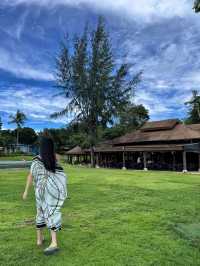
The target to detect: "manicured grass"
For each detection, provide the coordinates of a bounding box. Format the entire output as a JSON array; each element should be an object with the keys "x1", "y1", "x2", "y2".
[
  {"x1": 0, "y1": 166, "x2": 200, "y2": 265},
  {"x1": 0, "y1": 155, "x2": 33, "y2": 161}
]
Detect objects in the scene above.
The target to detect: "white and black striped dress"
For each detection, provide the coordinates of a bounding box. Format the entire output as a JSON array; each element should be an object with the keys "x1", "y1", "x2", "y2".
[{"x1": 31, "y1": 156, "x2": 67, "y2": 231}]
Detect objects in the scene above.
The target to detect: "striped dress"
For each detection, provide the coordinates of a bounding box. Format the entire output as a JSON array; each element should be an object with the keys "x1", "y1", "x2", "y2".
[{"x1": 30, "y1": 156, "x2": 67, "y2": 231}]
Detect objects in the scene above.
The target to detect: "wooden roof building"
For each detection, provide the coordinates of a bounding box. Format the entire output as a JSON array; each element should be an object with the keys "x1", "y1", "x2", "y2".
[
  {"x1": 94, "y1": 119, "x2": 200, "y2": 171},
  {"x1": 66, "y1": 119, "x2": 200, "y2": 172},
  {"x1": 113, "y1": 119, "x2": 200, "y2": 147},
  {"x1": 66, "y1": 146, "x2": 86, "y2": 155}
]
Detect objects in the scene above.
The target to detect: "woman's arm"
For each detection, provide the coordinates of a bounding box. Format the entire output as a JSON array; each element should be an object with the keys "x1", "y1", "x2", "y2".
[{"x1": 22, "y1": 173, "x2": 33, "y2": 200}]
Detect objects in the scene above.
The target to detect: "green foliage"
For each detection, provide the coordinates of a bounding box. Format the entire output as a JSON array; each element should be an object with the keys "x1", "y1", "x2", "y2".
[
  {"x1": 0, "y1": 116, "x2": 2, "y2": 131},
  {"x1": 44, "y1": 102, "x2": 149, "y2": 150},
  {"x1": 118, "y1": 103, "x2": 149, "y2": 130},
  {"x1": 0, "y1": 167, "x2": 200, "y2": 265},
  {"x1": 101, "y1": 103, "x2": 149, "y2": 140},
  {"x1": 185, "y1": 90, "x2": 200, "y2": 124},
  {"x1": 194, "y1": 0, "x2": 200, "y2": 12},
  {"x1": 0, "y1": 130, "x2": 15, "y2": 147},
  {"x1": 0, "y1": 128, "x2": 37, "y2": 147},
  {"x1": 9, "y1": 110, "x2": 27, "y2": 129},
  {"x1": 9, "y1": 110, "x2": 27, "y2": 145},
  {"x1": 43, "y1": 124, "x2": 91, "y2": 151},
  {"x1": 52, "y1": 17, "x2": 142, "y2": 151},
  {"x1": 18, "y1": 127, "x2": 37, "y2": 145}
]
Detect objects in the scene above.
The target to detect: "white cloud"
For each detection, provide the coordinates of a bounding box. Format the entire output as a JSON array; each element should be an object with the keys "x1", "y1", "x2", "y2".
[
  {"x1": 0, "y1": 87, "x2": 72, "y2": 126},
  {"x1": 0, "y1": 0, "x2": 198, "y2": 125},
  {"x1": 0, "y1": 48, "x2": 54, "y2": 81},
  {"x1": 1, "y1": 0, "x2": 194, "y2": 22}
]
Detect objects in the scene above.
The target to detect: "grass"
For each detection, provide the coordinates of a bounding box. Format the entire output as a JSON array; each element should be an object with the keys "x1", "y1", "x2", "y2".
[
  {"x1": 0, "y1": 166, "x2": 200, "y2": 266},
  {"x1": 0, "y1": 155, "x2": 33, "y2": 161}
]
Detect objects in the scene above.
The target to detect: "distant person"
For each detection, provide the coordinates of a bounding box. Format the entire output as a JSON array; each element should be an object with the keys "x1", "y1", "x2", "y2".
[
  {"x1": 137, "y1": 156, "x2": 141, "y2": 164},
  {"x1": 22, "y1": 136, "x2": 67, "y2": 255}
]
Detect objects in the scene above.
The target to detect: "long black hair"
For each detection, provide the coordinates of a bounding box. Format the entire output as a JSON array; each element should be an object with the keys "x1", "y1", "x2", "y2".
[{"x1": 40, "y1": 136, "x2": 56, "y2": 173}]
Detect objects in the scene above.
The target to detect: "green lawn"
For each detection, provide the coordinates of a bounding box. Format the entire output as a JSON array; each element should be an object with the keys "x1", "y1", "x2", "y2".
[
  {"x1": 0, "y1": 155, "x2": 33, "y2": 161},
  {"x1": 0, "y1": 166, "x2": 200, "y2": 266}
]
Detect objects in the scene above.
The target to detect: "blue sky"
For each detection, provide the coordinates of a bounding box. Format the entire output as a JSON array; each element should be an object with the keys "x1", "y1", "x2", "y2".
[{"x1": 0, "y1": 0, "x2": 199, "y2": 130}]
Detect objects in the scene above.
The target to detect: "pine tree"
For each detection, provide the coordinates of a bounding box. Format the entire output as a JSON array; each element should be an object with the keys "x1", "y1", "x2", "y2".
[
  {"x1": 52, "y1": 17, "x2": 142, "y2": 167},
  {"x1": 194, "y1": 0, "x2": 200, "y2": 12},
  {"x1": 185, "y1": 90, "x2": 200, "y2": 124}
]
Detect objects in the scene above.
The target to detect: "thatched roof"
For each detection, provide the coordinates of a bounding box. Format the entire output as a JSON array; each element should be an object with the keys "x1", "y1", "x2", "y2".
[
  {"x1": 140, "y1": 119, "x2": 179, "y2": 132},
  {"x1": 94, "y1": 140, "x2": 124, "y2": 152},
  {"x1": 187, "y1": 124, "x2": 200, "y2": 132},
  {"x1": 113, "y1": 120, "x2": 200, "y2": 145},
  {"x1": 66, "y1": 120, "x2": 200, "y2": 154},
  {"x1": 66, "y1": 146, "x2": 86, "y2": 155}
]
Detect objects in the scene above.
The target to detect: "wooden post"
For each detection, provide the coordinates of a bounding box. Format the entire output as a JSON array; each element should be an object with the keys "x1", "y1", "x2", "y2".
[
  {"x1": 172, "y1": 151, "x2": 176, "y2": 171},
  {"x1": 99, "y1": 152, "x2": 102, "y2": 167},
  {"x1": 95, "y1": 153, "x2": 100, "y2": 168},
  {"x1": 143, "y1": 151, "x2": 148, "y2": 171},
  {"x1": 90, "y1": 146, "x2": 95, "y2": 168},
  {"x1": 182, "y1": 151, "x2": 187, "y2": 173},
  {"x1": 122, "y1": 146, "x2": 126, "y2": 170}
]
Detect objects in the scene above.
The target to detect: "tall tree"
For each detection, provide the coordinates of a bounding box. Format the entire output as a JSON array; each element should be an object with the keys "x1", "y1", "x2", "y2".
[
  {"x1": 18, "y1": 127, "x2": 37, "y2": 145},
  {"x1": 118, "y1": 103, "x2": 149, "y2": 131},
  {"x1": 52, "y1": 17, "x2": 141, "y2": 167},
  {"x1": 9, "y1": 110, "x2": 27, "y2": 146},
  {"x1": 185, "y1": 90, "x2": 200, "y2": 124},
  {"x1": 0, "y1": 117, "x2": 2, "y2": 131},
  {"x1": 0, "y1": 130, "x2": 15, "y2": 147},
  {"x1": 194, "y1": 0, "x2": 200, "y2": 12},
  {"x1": 102, "y1": 104, "x2": 149, "y2": 140}
]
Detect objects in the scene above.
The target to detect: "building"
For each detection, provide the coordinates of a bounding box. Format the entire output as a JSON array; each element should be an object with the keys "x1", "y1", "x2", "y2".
[{"x1": 66, "y1": 119, "x2": 200, "y2": 172}]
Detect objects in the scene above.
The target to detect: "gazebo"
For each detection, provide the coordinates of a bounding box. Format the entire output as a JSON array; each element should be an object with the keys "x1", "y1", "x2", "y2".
[{"x1": 65, "y1": 146, "x2": 90, "y2": 164}]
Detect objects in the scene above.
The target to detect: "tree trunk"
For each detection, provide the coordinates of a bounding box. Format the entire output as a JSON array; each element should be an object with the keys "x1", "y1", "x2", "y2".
[
  {"x1": 16, "y1": 128, "x2": 19, "y2": 147},
  {"x1": 89, "y1": 122, "x2": 97, "y2": 168},
  {"x1": 90, "y1": 146, "x2": 95, "y2": 168},
  {"x1": 197, "y1": 105, "x2": 200, "y2": 119}
]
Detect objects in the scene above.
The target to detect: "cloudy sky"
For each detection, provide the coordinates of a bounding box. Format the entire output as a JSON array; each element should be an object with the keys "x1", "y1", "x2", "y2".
[{"x1": 0, "y1": 0, "x2": 199, "y2": 130}]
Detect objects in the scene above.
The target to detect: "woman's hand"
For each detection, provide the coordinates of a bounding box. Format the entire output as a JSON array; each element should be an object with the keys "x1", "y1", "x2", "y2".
[
  {"x1": 23, "y1": 173, "x2": 33, "y2": 200},
  {"x1": 22, "y1": 191, "x2": 28, "y2": 200}
]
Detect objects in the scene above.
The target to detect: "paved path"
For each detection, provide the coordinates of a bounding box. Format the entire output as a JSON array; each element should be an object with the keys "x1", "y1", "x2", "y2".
[{"x1": 0, "y1": 161, "x2": 31, "y2": 169}]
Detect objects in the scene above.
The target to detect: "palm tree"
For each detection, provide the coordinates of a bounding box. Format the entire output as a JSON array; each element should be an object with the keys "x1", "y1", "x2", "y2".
[
  {"x1": 9, "y1": 110, "x2": 27, "y2": 146},
  {"x1": 194, "y1": 0, "x2": 200, "y2": 12}
]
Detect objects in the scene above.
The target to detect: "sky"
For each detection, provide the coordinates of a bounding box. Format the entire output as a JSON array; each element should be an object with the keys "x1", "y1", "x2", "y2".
[{"x1": 0, "y1": 0, "x2": 199, "y2": 130}]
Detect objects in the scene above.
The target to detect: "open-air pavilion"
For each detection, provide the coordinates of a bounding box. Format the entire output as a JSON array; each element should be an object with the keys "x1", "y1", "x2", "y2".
[
  {"x1": 65, "y1": 145, "x2": 90, "y2": 164},
  {"x1": 66, "y1": 119, "x2": 200, "y2": 172}
]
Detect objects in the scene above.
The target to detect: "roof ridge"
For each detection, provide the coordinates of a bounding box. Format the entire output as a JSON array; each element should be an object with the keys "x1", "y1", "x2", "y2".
[{"x1": 144, "y1": 118, "x2": 180, "y2": 123}]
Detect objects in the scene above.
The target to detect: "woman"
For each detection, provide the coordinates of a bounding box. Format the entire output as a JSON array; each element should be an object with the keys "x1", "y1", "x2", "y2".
[{"x1": 22, "y1": 136, "x2": 67, "y2": 255}]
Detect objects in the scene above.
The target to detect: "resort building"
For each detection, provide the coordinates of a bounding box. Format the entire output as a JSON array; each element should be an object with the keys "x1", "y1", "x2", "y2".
[{"x1": 66, "y1": 119, "x2": 200, "y2": 172}]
